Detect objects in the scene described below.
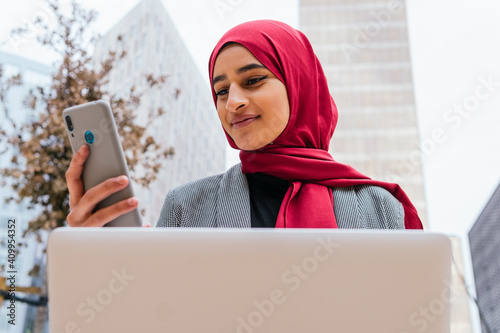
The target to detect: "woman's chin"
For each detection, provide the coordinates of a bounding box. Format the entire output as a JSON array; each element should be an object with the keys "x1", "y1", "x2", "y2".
[{"x1": 235, "y1": 140, "x2": 266, "y2": 152}]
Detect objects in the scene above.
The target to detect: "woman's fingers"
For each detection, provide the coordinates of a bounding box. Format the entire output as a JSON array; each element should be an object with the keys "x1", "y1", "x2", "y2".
[
  {"x1": 84, "y1": 197, "x2": 139, "y2": 227},
  {"x1": 66, "y1": 145, "x2": 89, "y2": 208},
  {"x1": 67, "y1": 175, "x2": 130, "y2": 225},
  {"x1": 67, "y1": 196, "x2": 138, "y2": 227}
]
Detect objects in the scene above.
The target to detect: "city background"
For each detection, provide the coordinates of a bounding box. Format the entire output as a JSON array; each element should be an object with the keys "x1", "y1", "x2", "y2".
[{"x1": 0, "y1": 0, "x2": 499, "y2": 332}]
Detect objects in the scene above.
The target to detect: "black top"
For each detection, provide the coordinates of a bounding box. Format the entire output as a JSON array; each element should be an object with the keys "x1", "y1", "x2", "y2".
[{"x1": 246, "y1": 173, "x2": 290, "y2": 228}]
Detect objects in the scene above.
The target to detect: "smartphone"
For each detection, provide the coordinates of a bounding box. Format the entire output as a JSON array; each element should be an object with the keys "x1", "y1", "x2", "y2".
[{"x1": 63, "y1": 100, "x2": 142, "y2": 227}]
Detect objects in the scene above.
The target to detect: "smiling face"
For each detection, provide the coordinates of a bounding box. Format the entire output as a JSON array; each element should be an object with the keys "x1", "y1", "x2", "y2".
[{"x1": 212, "y1": 44, "x2": 290, "y2": 151}]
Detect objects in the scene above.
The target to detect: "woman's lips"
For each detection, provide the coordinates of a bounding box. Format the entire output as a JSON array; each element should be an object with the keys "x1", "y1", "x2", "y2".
[{"x1": 231, "y1": 115, "x2": 259, "y2": 129}]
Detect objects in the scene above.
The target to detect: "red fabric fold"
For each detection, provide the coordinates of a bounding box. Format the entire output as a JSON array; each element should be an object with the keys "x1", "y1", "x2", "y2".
[
  {"x1": 275, "y1": 182, "x2": 338, "y2": 228},
  {"x1": 208, "y1": 20, "x2": 423, "y2": 230}
]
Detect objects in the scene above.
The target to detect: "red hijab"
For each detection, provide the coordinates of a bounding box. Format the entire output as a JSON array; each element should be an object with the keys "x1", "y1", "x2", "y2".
[{"x1": 208, "y1": 20, "x2": 422, "y2": 229}]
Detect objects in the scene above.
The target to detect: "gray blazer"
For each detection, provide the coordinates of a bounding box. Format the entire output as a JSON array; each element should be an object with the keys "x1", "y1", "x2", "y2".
[{"x1": 156, "y1": 164, "x2": 405, "y2": 229}]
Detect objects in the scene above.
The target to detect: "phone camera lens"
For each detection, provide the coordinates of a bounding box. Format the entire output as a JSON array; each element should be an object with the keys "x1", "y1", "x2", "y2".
[
  {"x1": 65, "y1": 115, "x2": 74, "y2": 131},
  {"x1": 85, "y1": 131, "x2": 95, "y2": 144}
]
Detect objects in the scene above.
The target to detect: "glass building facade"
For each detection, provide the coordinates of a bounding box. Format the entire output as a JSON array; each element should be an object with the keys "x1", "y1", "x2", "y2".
[{"x1": 0, "y1": 50, "x2": 53, "y2": 333}]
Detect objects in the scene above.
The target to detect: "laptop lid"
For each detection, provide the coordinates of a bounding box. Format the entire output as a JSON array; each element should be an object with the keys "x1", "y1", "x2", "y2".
[{"x1": 47, "y1": 228, "x2": 452, "y2": 333}]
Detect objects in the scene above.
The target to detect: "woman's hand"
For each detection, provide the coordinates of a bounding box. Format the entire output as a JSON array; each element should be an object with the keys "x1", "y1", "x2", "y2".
[{"x1": 65, "y1": 145, "x2": 139, "y2": 227}]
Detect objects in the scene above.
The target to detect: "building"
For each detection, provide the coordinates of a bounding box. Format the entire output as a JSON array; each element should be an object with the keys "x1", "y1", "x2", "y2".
[
  {"x1": 299, "y1": 0, "x2": 427, "y2": 227},
  {"x1": 469, "y1": 182, "x2": 500, "y2": 333},
  {"x1": 448, "y1": 236, "x2": 475, "y2": 333},
  {"x1": 299, "y1": 0, "x2": 473, "y2": 331},
  {"x1": 0, "y1": 50, "x2": 52, "y2": 333},
  {"x1": 93, "y1": 0, "x2": 227, "y2": 225}
]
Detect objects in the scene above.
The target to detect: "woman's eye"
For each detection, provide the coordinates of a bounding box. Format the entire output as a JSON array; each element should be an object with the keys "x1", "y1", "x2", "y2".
[
  {"x1": 247, "y1": 75, "x2": 268, "y2": 85},
  {"x1": 215, "y1": 89, "x2": 228, "y2": 97}
]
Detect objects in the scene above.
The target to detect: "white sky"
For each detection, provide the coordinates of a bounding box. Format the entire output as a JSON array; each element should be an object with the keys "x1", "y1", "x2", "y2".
[{"x1": 1, "y1": 1, "x2": 499, "y2": 330}]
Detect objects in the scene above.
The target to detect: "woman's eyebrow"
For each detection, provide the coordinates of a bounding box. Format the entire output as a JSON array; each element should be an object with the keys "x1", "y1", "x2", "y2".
[
  {"x1": 237, "y1": 63, "x2": 267, "y2": 74},
  {"x1": 212, "y1": 63, "x2": 267, "y2": 87}
]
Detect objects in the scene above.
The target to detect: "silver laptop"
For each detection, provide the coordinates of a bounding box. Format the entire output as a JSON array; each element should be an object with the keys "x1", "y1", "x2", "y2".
[{"x1": 47, "y1": 228, "x2": 452, "y2": 333}]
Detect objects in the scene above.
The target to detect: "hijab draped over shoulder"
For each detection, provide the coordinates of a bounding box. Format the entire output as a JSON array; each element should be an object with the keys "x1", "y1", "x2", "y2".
[{"x1": 208, "y1": 20, "x2": 422, "y2": 229}]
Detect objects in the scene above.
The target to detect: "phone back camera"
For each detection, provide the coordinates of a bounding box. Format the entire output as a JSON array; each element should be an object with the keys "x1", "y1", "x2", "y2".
[
  {"x1": 85, "y1": 131, "x2": 95, "y2": 144},
  {"x1": 65, "y1": 115, "x2": 74, "y2": 131}
]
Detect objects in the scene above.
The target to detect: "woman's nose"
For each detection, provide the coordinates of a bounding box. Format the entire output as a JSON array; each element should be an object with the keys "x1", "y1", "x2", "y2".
[{"x1": 225, "y1": 85, "x2": 248, "y2": 112}]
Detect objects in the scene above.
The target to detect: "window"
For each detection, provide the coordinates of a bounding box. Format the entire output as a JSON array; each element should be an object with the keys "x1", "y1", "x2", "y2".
[
  {"x1": 156, "y1": 38, "x2": 161, "y2": 53},
  {"x1": 157, "y1": 19, "x2": 162, "y2": 33},
  {"x1": 135, "y1": 54, "x2": 142, "y2": 70}
]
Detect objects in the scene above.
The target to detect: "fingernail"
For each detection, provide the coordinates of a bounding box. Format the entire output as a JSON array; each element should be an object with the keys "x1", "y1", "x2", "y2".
[
  {"x1": 128, "y1": 197, "x2": 138, "y2": 206},
  {"x1": 116, "y1": 176, "x2": 127, "y2": 185}
]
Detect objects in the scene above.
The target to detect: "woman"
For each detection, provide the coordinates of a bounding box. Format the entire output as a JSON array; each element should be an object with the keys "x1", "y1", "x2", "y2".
[{"x1": 66, "y1": 20, "x2": 422, "y2": 230}]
